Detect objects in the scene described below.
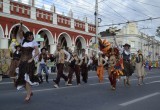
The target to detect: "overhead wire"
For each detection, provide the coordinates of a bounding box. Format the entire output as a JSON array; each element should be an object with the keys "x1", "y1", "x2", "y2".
[
  {"x1": 111, "y1": 0, "x2": 151, "y2": 18},
  {"x1": 99, "y1": 17, "x2": 160, "y2": 27},
  {"x1": 102, "y1": 1, "x2": 128, "y2": 22},
  {"x1": 130, "y1": 0, "x2": 160, "y2": 9}
]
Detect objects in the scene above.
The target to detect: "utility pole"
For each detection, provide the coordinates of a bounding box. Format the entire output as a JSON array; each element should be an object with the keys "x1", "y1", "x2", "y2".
[{"x1": 95, "y1": 0, "x2": 99, "y2": 53}]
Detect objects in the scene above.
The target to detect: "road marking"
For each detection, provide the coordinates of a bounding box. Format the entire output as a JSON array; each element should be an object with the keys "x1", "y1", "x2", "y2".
[
  {"x1": 145, "y1": 80, "x2": 160, "y2": 85},
  {"x1": 119, "y1": 92, "x2": 160, "y2": 106}
]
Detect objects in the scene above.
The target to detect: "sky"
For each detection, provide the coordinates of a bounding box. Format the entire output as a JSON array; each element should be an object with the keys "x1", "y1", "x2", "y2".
[{"x1": 13, "y1": 0, "x2": 160, "y2": 39}]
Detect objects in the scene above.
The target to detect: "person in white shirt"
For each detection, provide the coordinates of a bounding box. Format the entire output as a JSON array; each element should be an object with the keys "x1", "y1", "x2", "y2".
[
  {"x1": 53, "y1": 43, "x2": 70, "y2": 88},
  {"x1": 16, "y1": 22, "x2": 40, "y2": 102},
  {"x1": 113, "y1": 36, "x2": 134, "y2": 86}
]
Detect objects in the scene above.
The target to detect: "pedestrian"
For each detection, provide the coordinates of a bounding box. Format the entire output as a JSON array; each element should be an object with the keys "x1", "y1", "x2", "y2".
[
  {"x1": 92, "y1": 54, "x2": 98, "y2": 71},
  {"x1": 67, "y1": 52, "x2": 81, "y2": 85},
  {"x1": 79, "y1": 49, "x2": 91, "y2": 83},
  {"x1": 96, "y1": 52, "x2": 107, "y2": 83},
  {"x1": 16, "y1": 22, "x2": 40, "y2": 102},
  {"x1": 114, "y1": 36, "x2": 134, "y2": 86},
  {"x1": 53, "y1": 43, "x2": 70, "y2": 88},
  {"x1": 149, "y1": 60, "x2": 152, "y2": 70},
  {"x1": 8, "y1": 45, "x2": 21, "y2": 86},
  {"x1": 136, "y1": 50, "x2": 145, "y2": 85},
  {"x1": 38, "y1": 47, "x2": 49, "y2": 83}
]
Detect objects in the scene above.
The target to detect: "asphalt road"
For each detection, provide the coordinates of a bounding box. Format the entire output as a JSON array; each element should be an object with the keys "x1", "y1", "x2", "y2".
[{"x1": 0, "y1": 68, "x2": 160, "y2": 110}]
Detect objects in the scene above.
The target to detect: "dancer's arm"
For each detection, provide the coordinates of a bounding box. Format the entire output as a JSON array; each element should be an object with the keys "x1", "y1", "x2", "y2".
[
  {"x1": 113, "y1": 36, "x2": 123, "y2": 53},
  {"x1": 63, "y1": 50, "x2": 70, "y2": 62},
  {"x1": 102, "y1": 58, "x2": 107, "y2": 66},
  {"x1": 28, "y1": 46, "x2": 39, "y2": 63},
  {"x1": 17, "y1": 21, "x2": 23, "y2": 40}
]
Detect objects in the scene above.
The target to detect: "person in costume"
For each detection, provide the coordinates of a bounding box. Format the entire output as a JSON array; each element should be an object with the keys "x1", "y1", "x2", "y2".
[
  {"x1": 67, "y1": 52, "x2": 81, "y2": 85},
  {"x1": 16, "y1": 22, "x2": 40, "y2": 102},
  {"x1": 8, "y1": 45, "x2": 21, "y2": 86},
  {"x1": 79, "y1": 49, "x2": 91, "y2": 83},
  {"x1": 98, "y1": 38, "x2": 123, "y2": 90},
  {"x1": 113, "y1": 36, "x2": 134, "y2": 86},
  {"x1": 38, "y1": 47, "x2": 49, "y2": 83},
  {"x1": 96, "y1": 52, "x2": 107, "y2": 83},
  {"x1": 136, "y1": 50, "x2": 145, "y2": 85},
  {"x1": 53, "y1": 43, "x2": 70, "y2": 88}
]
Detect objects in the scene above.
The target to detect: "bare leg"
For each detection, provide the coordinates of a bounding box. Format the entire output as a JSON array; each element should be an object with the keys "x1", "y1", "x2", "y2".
[
  {"x1": 126, "y1": 76, "x2": 130, "y2": 86},
  {"x1": 25, "y1": 82, "x2": 32, "y2": 101}
]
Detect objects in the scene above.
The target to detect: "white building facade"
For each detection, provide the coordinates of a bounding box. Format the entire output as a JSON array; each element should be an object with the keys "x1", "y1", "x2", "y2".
[{"x1": 101, "y1": 22, "x2": 160, "y2": 61}]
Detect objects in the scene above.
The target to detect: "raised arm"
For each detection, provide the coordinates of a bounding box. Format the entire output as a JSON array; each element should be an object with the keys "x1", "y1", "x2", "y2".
[
  {"x1": 17, "y1": 21, "x2": 24, "y2": 40},
  {"x1": 113, "y1": 36, "x2": 123, "y2": 53}
]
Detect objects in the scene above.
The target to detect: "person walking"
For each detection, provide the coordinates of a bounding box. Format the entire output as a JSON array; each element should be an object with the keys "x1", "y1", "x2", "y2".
[
  {"x1": 136, "y1": 50, "x2": 145, "y2": 85},
  {"x1": 114, "y1": 36, "x2": 134, "y2": 86},
  {"x1": 38, "y1": 47, "x2": 49, "y2": 83},
  {"x1": 53, "y1": 43, "x2": 70, "y2": 88},
  {"x1": 67, "y1": 52, "x2": 81, "y2": 85},
  {"x1": 96, "y1": 52, "x2": 107, "y2": 83}
]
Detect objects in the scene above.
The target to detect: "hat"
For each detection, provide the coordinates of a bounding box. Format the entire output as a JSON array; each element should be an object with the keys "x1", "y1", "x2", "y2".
[
  {"x1": 41, "y1": 47, "x2": 47, "y2": 52},
  {"x1": 123, "y1": 43, "x2": 131, "y2": 47},
  {"x1": 15, "y1": 45, "x2": 21, "y2": 49}
]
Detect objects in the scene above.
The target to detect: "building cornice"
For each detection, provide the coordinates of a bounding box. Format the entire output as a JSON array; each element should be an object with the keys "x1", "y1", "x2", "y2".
[{"x1": 0, "y1": 12, "x2": 95, "y2": 36}]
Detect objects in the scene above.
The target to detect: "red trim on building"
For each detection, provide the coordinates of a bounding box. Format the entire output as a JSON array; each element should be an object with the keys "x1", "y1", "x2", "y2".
[
  {"x1": 10, "y1": 1, "x2": 30, "y2": 18},
  {"x1": 57, "y1": 15, "x2": 71, "y2": 28},
  {"x1": 36, "y1": 8, "x2": 53, "y2": 23}
]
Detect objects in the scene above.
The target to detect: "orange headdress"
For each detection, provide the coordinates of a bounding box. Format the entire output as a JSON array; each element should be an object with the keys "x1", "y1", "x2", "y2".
[{"x1": 98, "y1": 38, "x2": 111, "y2": 56}]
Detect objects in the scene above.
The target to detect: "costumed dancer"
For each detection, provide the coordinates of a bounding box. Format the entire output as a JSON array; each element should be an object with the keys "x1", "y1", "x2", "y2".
[
  {"x1": 67, "y1": 52, "x2": 81, "y2": 85},
  {"x1": 136, "y1": 50, "x2": 145, "y2": 85},
  {"x1": 96, "y1": 52, "x2": 107, "y2": 83},
  {"x1": 53, "y1": 43, "x2": 70, "y2": 88},
  {"x1": 16, "y1": 22, "x2": 40, "y2": 102},
  {"x1": 114, "y1": 36, "x2": 134, "y2": 86},
  {"x1": 79, "y1": 49, "x2": 91, "y2": 83},
  {"x1": 98, "y1": 38, "x2": 124, "y2": 90},
  {"x1": 38, "y1": 47, "x2": 49, "y2": 83},
  {"x1": 8, "y1": 45, "x2": 21, "y2": 86}
]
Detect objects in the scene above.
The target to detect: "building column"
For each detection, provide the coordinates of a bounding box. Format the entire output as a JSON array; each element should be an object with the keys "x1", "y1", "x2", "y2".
[
  {"x1": 50, "y1": 44, "x2": 57, "y2": 54},
  {"x1": 53, "y1": 13, "x2": 57, "y2": 25},
  {"x1": 85, "y1": 23, "x2": 88, "y2": 32},
  {"x1": 30, "y1": 7, "x2": 36, "y2": 19},
  {"x1": 71, "y1": 19, "x2": 75, "y2": 29},
  {"x1": 0, "y1": 38, "x2": 8, "y2": 49},
  {"x1": 3, "y1": 0, "x2": 10, "y2": 14}
]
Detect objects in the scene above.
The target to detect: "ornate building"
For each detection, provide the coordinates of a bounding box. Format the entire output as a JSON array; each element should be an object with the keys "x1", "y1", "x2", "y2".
[{"x1": 0, "y1": 0, "x2": 96, "y2": 54}]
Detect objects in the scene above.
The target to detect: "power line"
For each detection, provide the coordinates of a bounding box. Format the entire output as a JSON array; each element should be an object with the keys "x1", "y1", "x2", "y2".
[
  {"x1": 99, "y1": 17, "x2": 160, "y2": 27},
  {"x1": 130, "y1": 0, "x2": 160, "y2": 9},
  {"x1": 111, "y1": 0, "x2": 151, "y2": 18},
  {"x1": 103, "y1": 1, "x2": 128, "y2": 22}
]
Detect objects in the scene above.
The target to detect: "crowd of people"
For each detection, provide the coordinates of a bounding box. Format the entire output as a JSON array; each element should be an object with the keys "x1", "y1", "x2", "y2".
[{"x1": 8, "y1": 22, "x2": 146, "y2": 102}]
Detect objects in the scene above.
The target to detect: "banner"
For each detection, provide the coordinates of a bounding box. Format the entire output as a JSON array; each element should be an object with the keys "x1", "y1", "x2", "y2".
[{"x1": 0, "y1": 49, "x2": 11, "y2": 76}]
